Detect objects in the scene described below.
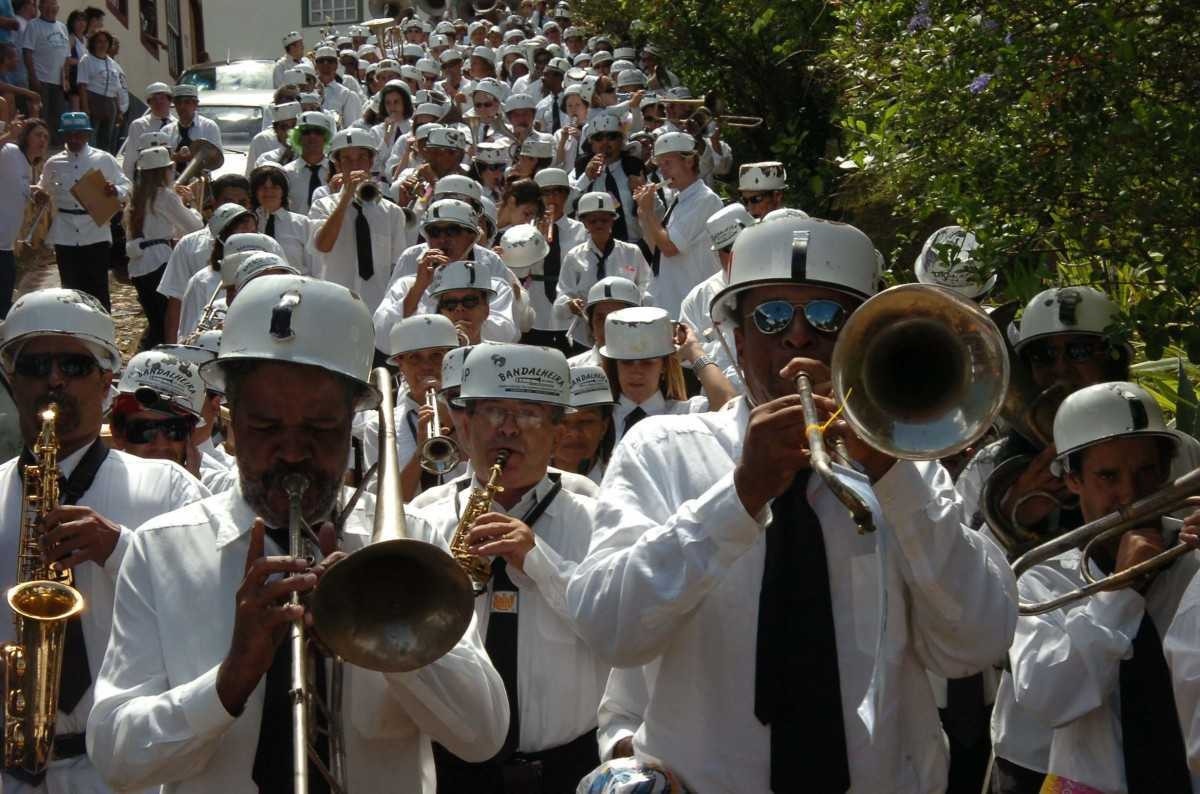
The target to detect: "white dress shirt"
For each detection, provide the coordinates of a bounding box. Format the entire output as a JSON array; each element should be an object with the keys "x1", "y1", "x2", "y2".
[
  {"x1": 163, "y1": 114, "x2": 224, "y2": 153},
  {"x1": 371, "y1": 118, "x2": 411, "y2": 155},
  {"x1": 307, "y1": 192, "x2": 413, "y2": 316},
  {"x1": 244, "y1": 129, "x2": 287, "y2": 178},
  {"x1": 87, "y1": 485, "x2": 509, "y2": 793},
  {"x1": 0, "y1": 446, "x2": 207, "y2": 792},
  {"x1": 565, "y1": 397, "x2": 1019, "y2": 793},
  {"x1": 423, "y1": 474, "x2": 609, "y2": 752},
  {"x1": 0, "y1": 142, "x2": 32, "y2": 251},
  {"x1": 282, "y1": 156, "x2": 329, "y2": 215},
  {"x1": 534, "y1": 92, "x2": 564, "y2": 134},
  {"x1": 119, "y1": 111, "x2": 176, "y2": 180},
  {"x1": 522, "y1": 215, "x2": 587, "y2": 331},
  {"x1": 125, "y1": 187, "x2": 203, "y2": 278},
  {"x1": 571, "y1": 158, "x2": 641, "y2": 243},
  {"x1": 272, "y1": 55, "x2": 313, "y2": 89},
  {"x1": 1010, "y1": 540, "x2": 1200, "y2": 793},
  {"x1": 567, "y1": 347, "x2": 599, "y2": 369},
  {"x1": 320, "y1": 79, "x2": 364, "y2": 127},
  {"x1": 255, "y1": 206, "x2": 312, "y2": 274},
  {"x1": 553, "y1": 237, "x2": 653, "y2": 345},
  {"x1": 651, "y1": 179, "x2": 724, "y2": 319},
  {"x1": 678, "y1": 269, "x2": 743, "y2": 394},
  {"x1": 177, "y1": 267, "x2": 223, "y2": 341},
  {"x1": 391, "y1": 243, "x2": 510, "y2": 284},
  {"x1": 597, "y1": 661, "x2": 657, "y2": 761},
  {"x1": 20, "y1": 17, "x2": 68, "y2": 83},
  {"x1": 156, "y1": 227, "x2": 213, "y2": 300},
  {"x1": 76, "y1": 53, "x2": 121, "y2": 98},
  {"x1": 38, "y1": 144, "x2": 132, "y2": 246},
  {"x1": 373, "y1": 272, "x2": 519, "y2": 350},
  {"x1": 611, "y1": 392, "x2": 706, "y2": 446},
  {"x1": 409, "y1": 465, "x2": 599, "y2": 510},
  {"x1": 1164, "y1": 569, "x2": 1200, "y2": 773}
]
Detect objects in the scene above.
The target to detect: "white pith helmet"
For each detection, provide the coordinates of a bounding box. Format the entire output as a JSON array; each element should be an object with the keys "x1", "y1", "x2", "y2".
[
  {"x1": 499, "y1": 224, "x2": 550, "y2": 275},
  {"x1": 220, "y1": 233, "x2": 288, "y2": 286},
  {"x1": 389, "y1": 314, "x2": 459, "y2": 358},
  {"x1": 433, "y1": 175, "x2": 484, "y2": 205},
  {"x1": 1015, "y1": 286, "x2": 1120, "y2": 353},
  {"x1": 913, "y1": 226, "x2": 996, "y2": 299},
  {"x1": 600, "y1": 306, "x2": 675, "y2": 360},
  {"x1": 738, "y1": 161, "x2": 787, "y2": 192},
  {"x1": 706, "y1": 203, "x2": 755, "y2": 251},
  {"x1": 576, "y1": 191, "x2": 618, "y2": 217},
  {"x1": 430, "y1": 260, "x2": 496, "y2": 297},
  {"x1": 1, "y1": 288, "x2": 120, "y2": 372},
  {"x1": 116, "y1": 350, "x2": 206, "y2": 420},
  {"x1": 586, "y1": 276, "x2": 642, "y2": 310},
  {"x1": 1054, "y1": 381, "x2": 1177, "y2": 471},
  {"x1": 458, "y1": 342, "x2": 571, "y2": 407},
  {"x1": 233, "y1": 252, "x2": 300, "y2": 293},
  {"x1": 569, "y1": 364, "x2": 615, "y2": 407}
]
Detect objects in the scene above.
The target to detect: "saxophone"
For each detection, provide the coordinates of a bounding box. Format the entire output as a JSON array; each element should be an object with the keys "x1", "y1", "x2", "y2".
[
  {"x1": 449, "y1": 451, "x2": 510, "y2": 592},
  {"x1": 2, "y1": 406, "x2": 86, "y2": 775}
]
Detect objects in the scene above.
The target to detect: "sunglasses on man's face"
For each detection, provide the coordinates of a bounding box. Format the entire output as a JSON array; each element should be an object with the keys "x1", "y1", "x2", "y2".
[
  {"x1": 592, "y1": 131, "x2": 621, "y2": 142},
  {"x1": 122, "y1": 417, "x2": 194, "y2": 444},
  {"x1": 478, "y1": 162, "x2": 506, "y2": 171},
  {"x1": 1026, "y1": 339, "x2": 1105, "y2": 367},
  {"x1": 425, "y1": 225, "x2": 469, "y2": 239},
  {"x1": 745, "y1": 194, "x2": 772, "y2": 206},
  {"x1": 745, "y1": 299, "x2": 847, "y2": 336},
  {"x1": 13, "y1": 353, "x2": 98, "y2": 379},
  {"x1": 438, "y1": 295, "x2": 483, "y2": 312}
]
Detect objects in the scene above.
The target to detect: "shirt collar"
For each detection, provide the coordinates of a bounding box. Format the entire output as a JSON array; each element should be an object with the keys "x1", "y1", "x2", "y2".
[
  {"x1": 487, "y1": 472, "x2": 560, "y2": 520},
  {"x1": 675, "y1": 178, "x2": 703, "y2": 202},
  {"x1": 55, "y1": 441, "x2": 93, "y2": 480},
  {"x1": 618, "y1": 390, "x2": 665, "y2": 413}
]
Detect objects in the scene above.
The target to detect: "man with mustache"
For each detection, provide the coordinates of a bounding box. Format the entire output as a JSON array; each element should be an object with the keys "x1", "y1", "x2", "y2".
[
  {"x1": 88, "y1": 274, "x2": 508, "y2": 792},
  {"x1": 0, "y1": 288, "x2": 206, "y2": 793}
]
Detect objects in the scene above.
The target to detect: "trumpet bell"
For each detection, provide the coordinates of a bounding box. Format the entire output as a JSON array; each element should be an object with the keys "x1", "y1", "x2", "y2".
[{"x1": 833, "y1": 284, "x2": 1009, "y2": 460}]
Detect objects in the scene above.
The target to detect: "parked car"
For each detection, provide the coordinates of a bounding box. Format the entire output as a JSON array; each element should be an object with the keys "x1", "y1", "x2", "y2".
[{"x1": 178, "y1": 59, "x2": 275, "y2": 92}]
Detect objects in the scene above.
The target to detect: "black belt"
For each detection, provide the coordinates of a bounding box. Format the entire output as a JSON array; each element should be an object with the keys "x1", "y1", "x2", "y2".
[
  {"x1": 57, "y1": 207, "x2": 89, "y2": 215},
  {"x1": 4, "y1": 732, "x2": 87, "y2": 786},
  {"x1": 139, "y1": 238, "x2": 171, "y2": 249}
]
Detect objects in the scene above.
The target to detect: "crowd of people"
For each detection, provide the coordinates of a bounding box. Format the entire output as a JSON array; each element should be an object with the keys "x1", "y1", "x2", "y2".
[{"x1": 0, "y1": 1, "x2": 1198, "y2": 793}]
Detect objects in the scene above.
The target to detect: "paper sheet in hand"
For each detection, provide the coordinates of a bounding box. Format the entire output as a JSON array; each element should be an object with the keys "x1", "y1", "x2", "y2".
[{"x1": 69, "y1": 169, "x2": 120, "y2": 227}]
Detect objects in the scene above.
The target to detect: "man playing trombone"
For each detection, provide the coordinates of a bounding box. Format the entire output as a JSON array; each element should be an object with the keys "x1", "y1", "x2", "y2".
[{"x1": 88, "y1": 274, "x2": 509, "y2": 792}]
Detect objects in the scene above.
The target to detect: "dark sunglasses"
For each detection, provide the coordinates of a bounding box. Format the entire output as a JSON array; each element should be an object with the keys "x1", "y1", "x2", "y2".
[
  {"x1": 745, "y1": 194, "x2": 772, "y2": 206},
  {"x1": 123, "y1": 417, "x2": 194, "y2": 444},
  {"x1": 1026, "y1": 339, "x2": 1105, "y2": 366},
  {"x1": 591, "y1": 131, "x2": 621, "y2": 141},
  {"x1": 299, "y1": 127, "x2": 326, "y2": 136},
  {"x1": 478, "y1": 162, "x2": 506, "y2": 171},
  {"x1": 746, "y1": 299, "x2": 847, "y2": 336},
  {"x1": 438, "y1": 295, "x2": 483, "y2": 312},
  {"x1": 425, "y1": 225, "x2": 469, "y2": 238},
  {"x1": 13, "y1": 353, "x2": 98, "y2": 378}
]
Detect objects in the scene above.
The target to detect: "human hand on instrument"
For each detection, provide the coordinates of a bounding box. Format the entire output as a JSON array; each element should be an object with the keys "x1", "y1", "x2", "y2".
[
  {"x1": 467, "y1": 512, "x2": 535, "y2": 573},
  {"x1": 563, "y1": 124, "x2": 580, "y2": 141},
  {"x1": 416, "y1": 248, "x2": 448, "y2": 291},
  {"x1": 340, "y1": 169, "x2": 369, "y2": 200},
  {"x1": 1113, "y1": 527, "x2": 1168, "y2": 591},
  {"x1": 174, "y1": 183, "x2": 194, "y2": 206},
  {"x1": 585, "y1": 153, "x2": 606, "y2": 179},
  {"x1": 1002, "y1": 444, "x2": 1070, "y2": 528},
  {"x1": 174, "y1": 146, "x2": 192, "y2": 164},
  {"x1": 674, "y1": 322, "x2": 703, "y2": 364},
  {"x1": 30, "y1": 185, "x2": 49, "y2": 206},
  {"x1": 612, "y1": 737, "x2": 635, "y2": 759},
  {"x1": 628, "y1": 90, "x2": 644, "y2": 110},
  {"x1": 216, "y1": 518, "x2": 317, "y2": 715},
  {"x1": 39, "y1": 505, "x2": 123, "y2": 570},
  {"x1": 633, "y1": 183, "x2": 658, "y2": 214},
  {"x1": 567, "y1": 297, "x2": 586, "y2": 318},
  {"x1": 1179, "y1": 499, "x2": 1200, "y2": 547},
  {"x1": 103, "y1": 181, "x2": 117, "y2": 197}
]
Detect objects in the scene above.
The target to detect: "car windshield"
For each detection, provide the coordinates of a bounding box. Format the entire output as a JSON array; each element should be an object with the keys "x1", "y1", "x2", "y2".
[
  {"x1": 202, "y1": 105, "x2": 263, "y2": 150},
  {"x1": 180, "y1": 61, "x2": 274, "y2": 91}
]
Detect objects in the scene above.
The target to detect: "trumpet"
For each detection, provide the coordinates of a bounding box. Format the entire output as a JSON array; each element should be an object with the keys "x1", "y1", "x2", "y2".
[
  {"x1": 420, "y1": 380, "x2": 461, "y2": 476},
  {"x1": 356, "y1": 179, "x2": 381, "y2": 203},
  {"x1": 687, "y1": 106, "x2": 764, "y2": 130}
]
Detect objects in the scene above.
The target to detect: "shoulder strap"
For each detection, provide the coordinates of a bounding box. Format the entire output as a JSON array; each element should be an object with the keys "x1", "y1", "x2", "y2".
[{"x1": 60, "y1": 440, "x2": 111, "y2": 506}]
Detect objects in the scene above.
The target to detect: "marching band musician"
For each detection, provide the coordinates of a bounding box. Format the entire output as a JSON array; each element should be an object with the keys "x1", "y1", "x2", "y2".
[
  {"x1": 118, "y1": 82, "x2": 175, "y2": 182},
  {"x1": 245, "y1": 101, "x2": 301, "y2": 175},
  {"x1": 565, "y1": 215, "x2": 1018, "y2": 793},
  {"x1": 313, "y1": 46, "x2": 363, "y2": 129},
  {"x1": 565, "y1": 275, "x2": 645, "y2": 368},
  {"x1": 249, "y1": 162, "x2": 312, "y2": 274},
  {"x1": 163, "y1": 84, "x2": 222, "y2": 175},
  {"x1": 87, "y1": 274, "x2": 509, "y2": 792},
  {"x1": 1009, "y1": 382, "x2": 1199, "y2": 793},
  {"x1": 272, "y1": 31, "x2": 311, "y2": 90},
  {"x1": 32, "y1": 111, "x2": 131, "y2": 311},
  {"x1": 0, "y1": 289, "x2": 206, "y2": 792},
  {"x1": 153, "y1": 336, "x2": 238, "y2": 488},
  {"x1": 175, "y1": 229, "x2": 286, "y2": 343},
  {"x1": 553, "y1": 364, "x2": 616, "y2": 485},
  {"x1": 107, "y1": 349, "x2": 206, "y2": 478},
  {"x1": 425, "y1": 343, "x2": 609, "y2": 793},
  {"x1": 570, "y1": 114, "x2": 643, "y2": 246},
  {"x1": 737, "y1": 162, "x2": 787, "y2": 220},
  {"x1": 281, "y1": 110, "x2": 334, "y2": 216}
]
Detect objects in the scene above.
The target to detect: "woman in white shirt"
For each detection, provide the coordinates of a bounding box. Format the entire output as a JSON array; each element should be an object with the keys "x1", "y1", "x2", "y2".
[
  {"x1": 249, "y1": 163, "x2": 311, "y2": 274},
  {"x1": 369, "y1": 79, "x2": 413, "y2": 153},
  {"x1": 76, "y1": 30, "x2": 121, "y2": 152},
  {"x1": 552, "y1": 84, "x2": 589, "y2": 170},
  {"x1": 555, "y1": 364, "x2": 616, "y2": 484},
  {"x1": 0, "y1": 117, "x2": 50, "y2": 316},
  {"x1": 124, "y1": 145, "x2": 203, "y2": 346}
]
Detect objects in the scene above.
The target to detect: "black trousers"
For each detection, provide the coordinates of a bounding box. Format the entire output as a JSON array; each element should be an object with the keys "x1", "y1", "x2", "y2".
[
  {"x1": 55, "y1": 242, "x2": 111, "y2": 310},
  {"x1": 0, "y1": 250, "x2": 15, "y2": 319},
  {"x1": 131, "y1": 264, "x2": 168, "y2": 349},
  {"x1": 87, "y1": 91, "x2": 119, "y2": 153},
  {"x1": 433, "y1": 728, "x2": 599, "y2": 794},
  {"x1": 991, "y1": 756, "x2": 1046, "y2": 794}
]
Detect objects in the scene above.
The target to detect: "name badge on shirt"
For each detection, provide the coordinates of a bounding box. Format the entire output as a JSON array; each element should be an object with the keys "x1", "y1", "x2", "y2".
[{"x1": 491, "y1": 590, "x2": 518, "y2": 614}]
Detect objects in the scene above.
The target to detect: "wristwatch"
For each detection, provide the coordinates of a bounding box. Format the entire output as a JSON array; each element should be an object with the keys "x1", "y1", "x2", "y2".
[{"x1": 691, "y1": 354, "x2": 716, "y2": 371}]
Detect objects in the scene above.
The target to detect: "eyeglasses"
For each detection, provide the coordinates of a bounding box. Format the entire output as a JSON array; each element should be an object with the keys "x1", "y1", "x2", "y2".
[
  {"x1": 745, "y1": 299, "x2": 847, "y2": 336},
  {"x1": 745, "y1": 194, "x2": 772, "y2": 206},
  {"x1": 1026, "y1": 339, "x2": 1105, "y2": 366},
  {"x1": 13, "y1": 353, "x2": 98, "y2": 378},
  {"x1": 474, "y1": 403, "x2": 550, "y2": 430},
  {"x1": 475, "y1": 99, "x2": 498, "y2": 109},
  {"x1": 122, "y1": 417, "x2": 194, "y2": 444},
  {"x1": 591, "y1": 131, "x2": 621, "y2": 141},
  {"x1": 425, "y1": 225, "x2": 469, "y2": 238},
  {"x1": 438, "y1": 295, "x2": 483, "y2": 312}
]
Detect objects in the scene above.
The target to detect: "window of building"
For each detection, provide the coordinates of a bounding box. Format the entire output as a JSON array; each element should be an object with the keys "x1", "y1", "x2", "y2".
[
  {"x1": 106, "y1": 0, "x2": 129, "y2": 28},
  {"x1": 165, "y1": 0, "x2": 183, "y2": 77},
  {"x1": 302, "y1": 0, "x2": 362, "y2": 29},
  {"x1": 140, "y1": 0, "x2": 160, "y2": 59}
]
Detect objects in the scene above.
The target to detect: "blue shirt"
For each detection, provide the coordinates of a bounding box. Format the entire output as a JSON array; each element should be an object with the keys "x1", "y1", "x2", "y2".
[{"x1": 0, "y1": 0, "x2": 15, "y2": 44}]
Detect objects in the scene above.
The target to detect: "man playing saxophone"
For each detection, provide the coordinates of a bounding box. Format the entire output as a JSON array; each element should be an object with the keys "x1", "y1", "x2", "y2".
[
  {"x1": 87, "y1": 274, "x2": 508, "y2": 792},
  {"x1": 0, "y1": 288, "x2": 206, "y2": 793}
]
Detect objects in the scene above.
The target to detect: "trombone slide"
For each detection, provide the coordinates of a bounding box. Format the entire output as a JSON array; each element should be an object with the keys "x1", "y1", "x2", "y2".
[{"x1": 796, "y1": 374, "x2": 874, "y2": 534}]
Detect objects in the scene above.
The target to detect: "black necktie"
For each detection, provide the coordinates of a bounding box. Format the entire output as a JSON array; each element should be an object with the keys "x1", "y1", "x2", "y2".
[
  {"x1": 158, "y1": 117, "x2": 168, "y2": 129},
  {"x1": 1119, "y1": 612, "x2": 1190, "y2": 793},
  {"x1": 177, "y1": 124, "x2": 192, "y2": 150},
  {"x1": 264, "y1": 212, "x2": 277, "y2": 239},
  {"x1": 622, "y1": 405, "x2": 647, "y2": 436},
  {"x1": 649, "y1": 196, "x2": 679, "y2": 278},
  {"x1": 755, "y1": 472, "x2": 851, "y2": 792},
  {"x1": 551, "y1": 95, "x2": 561, "y2": 132},
  {"x1": 542, "y1": 224, "x2": 562, "y2": 301},
  {"x1": 600, "y1": 165, "x2": 630, "y2": 242},
  {"x1": 942, "y1": 673, "x2": 988, "y2": 749},
  {"x1": 307, "y1": 164, "x2": 322, "y2": 207},
  {"x1": 354, "y1": 202, "x2": 374, "y2": 280},
  {"x1": 594, "y1": 237, "x2": 615, "y2": 280},
  {"x1": 485, "y1": 556, "x2": 521, "y2": 761},
  {"x1": 252, "y1": 526, "x2": 331, "y2": 794}
]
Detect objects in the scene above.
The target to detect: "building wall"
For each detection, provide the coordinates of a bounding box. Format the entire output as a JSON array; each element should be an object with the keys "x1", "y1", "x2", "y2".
[{"x1": 200, "y1": 0, "x2": 366, "y2": 64}]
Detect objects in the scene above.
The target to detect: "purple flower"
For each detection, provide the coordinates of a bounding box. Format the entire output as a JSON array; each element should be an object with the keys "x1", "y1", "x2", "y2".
[
  {"x1": 907, "y1": 0, "x2": 932, "y2": 32},
  {"x1": 981, "y1": 17, "x2": 1000, "y2": 32},
  {"x1": 968, "y1": 73, "x2": 993, "y2": 93},
  {"x1": 1004, "y1": 32, "x2": 1014, "y2": 45}
]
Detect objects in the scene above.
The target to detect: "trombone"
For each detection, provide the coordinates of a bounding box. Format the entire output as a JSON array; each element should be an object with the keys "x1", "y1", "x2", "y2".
[{"x1": 420, "y1": 379, "x2": 461, "y2": 476}]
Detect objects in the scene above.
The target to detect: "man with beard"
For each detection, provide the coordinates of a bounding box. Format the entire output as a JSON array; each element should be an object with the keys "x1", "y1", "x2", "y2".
[
  {"x1": 88, "y1": 274, "x2": 509, "y2": 791},
  {"x1": 107, "y1": 349, "x2": 206, "y2": 479},
  {"x1": 0, "y1": 288, "x2": 206, "y2": 793}
]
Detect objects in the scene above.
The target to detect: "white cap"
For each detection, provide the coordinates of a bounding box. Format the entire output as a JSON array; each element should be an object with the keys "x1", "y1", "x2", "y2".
[
  {"x1": 136, "y1": 145, "x2": 172, "y2": 171},
  {"x1": 710, "y1": 216, "x2": 880, "y2": 325},
  {"x1": 610, "y1": 59, "x2": 635, "y2": 75},
  {"x1": 706, "y1": 203, "x2": 755, "y2": 251},
  {"x1": 117, "y1": 350, "x2": 206, "y2": 420},
  {"x1": 471, "y1": 46, "x2": 497, "y2": 65},
  {"x1": 588, "y1": 113, "x2": 622, "y2": 137},
  {"x1": 233, "y1": 252, "x2": 299, "y2": 293},
  {"x1": 519, "y1": 134, "x2": 554, "y2": 159},
  {"x1": 428, "y1": 34, "x2": 450, "y2": 49},
  {"x1": 154, "y1": 342, "x2": 217, "y2": 366},
  {"x1": 440, "y1": 344, "x2": 473, "y2": 391},
  {"x1": 430, "y1": 261, "x2": 495, "y2": 297},
  {"x1": 761, "y1": 207, "x2": 810, "y2": 223},
  {"x1": 281, "y1": 68, "x2": 306, "y2": 87},
  {"x1": 204, "y1": 275, "x2": 379, "y2": 409},
  {"x1": 576, "y1": 191, "x2": 618, "y2": 216},
  {"x1": 653, "y1": 131, "x2": 696, "y2": 159},
  {"x1": 1, "y1": 289, "x2": 120, "y2": 372},
  {"x1": 314, "y1": 46, "x2": 338, "y2": 60},
  {"x1": 499, "y1": 224, "x2": 550, "y2": 273},
  {"x1": 416, "y1": 57, "x2": 441, "y2": 76},
  {"x1": 145, "y1": 81, "x2": 171, "y2": 97},
  {"x1": 472, "y1": 77, "x2": 507, "y2": 102},
  {"x1": 533, "y1": 168, "x2": 570, "y2": 190},
  {"x1": 414, "y1": 102, "x2": 445, "y2": 119},
  {"x1": 439, "y1": 48, "x2": 464, "y2": 64},
  {"x1": 739, "y1": 161, "x2": 787, "y2": 192},
  {"x1": 136, "y1": 130, "x2": 171, "y2": 151},
  {"x1": 272, "y1": 101, "x2": 302, "y2": 122},
  {"x1": 173, "y1": 84, "x2": 199, "y2": 99},
  {"x1": 432, "y1": 174, "x2": 483, "y2": 205},
  {"x1": 458, "y1": 343, "x2": 571, "y2": 407},
  {"x1": 613, "y1": 46, "x2": 636, "y2": 60},
  {"x1": 297, "y1": 110, "x2": 336, "y2": 135},
  {"x1": 616, "y1": 68, "x2": 646, "y2": 88},
  {"x1": 389, "y1": 314, "x2": 459, "y2": 358},
  {"x1": 546, "y1": 56, "x2": 571, "y2": 73},
  {"x1": 399, "y1": 65, "x2": 422, "y2": 83},
  {"x1": 563, "y1": 26, "x2": 583, "y2": 39},
  {"x1": 475, "y1": 141, "x2": 510, "y2": 165},
  {"x1": 330, "y1": 127, "x2": 380, "y2": 156},
  {"x1": 591, "y1": 50, "x2": 613, "y2": 65},
  {"x1": 1054, "y1": 382, "x2": 1176, "y2": 468},
  {"x1": 587, "y1": 276, "x2": 641, "y2": 309},
  {"x1": 220, "y1": 233, "x2": 287, "y2": 286},
  {"x1": 503, "y1": 93, "x2": 538, "y2": 114},
  {"x1": 296, "y1": 62, "x2": 318, "y2": 78},
  {"x1": 569, "y1": 365, "x2": 614, "y2": 407},
  {"x1": 401, "y1": 43, "x2": 424, "y2": 60},
  {"x1": 422, "y1": 198, "x2": 478, "y2": 232},
  {"x1": 208, "y1": 203, "x2": 254, "y2": 238},
  {"x1": 426, "y1": 126, "x2": 467, "y2": 150},
  {"x1": 913, "y1": 226, "x2": 996, "y2": 299},
  {"x1": 376, "y1": 58, "x2": 402, "y2": 75},
  {"x1": 1016, "y1": 287, "x2": 1119, "y2": 352},
  {"x1": 600, "y1": 306, "x2": 675, "y2": 360},
  {"x1": 282, "y1": 31, "x2": 304, "y2": 47}
]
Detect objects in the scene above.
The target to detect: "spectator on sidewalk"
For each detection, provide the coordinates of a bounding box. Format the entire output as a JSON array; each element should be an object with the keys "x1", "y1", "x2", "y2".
[{"x1": 21, "y1": 0, "x2": 68, "y2": 143}]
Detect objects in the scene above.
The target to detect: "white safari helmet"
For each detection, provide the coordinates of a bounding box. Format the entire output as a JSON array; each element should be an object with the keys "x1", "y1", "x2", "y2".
[
  {"x1": 569, "y1": 364, "x2": 615, "y2": 407},
  {"x1": 706, "y1": 203, "x2": 755, "y2": 251},
  {"x1": 440, "y1": 344, "x2": 473, "y2": 392},
  {"x1": 600, "y1": 306, "x2": 676, "y2": 360},
  {"x1": 329, "y1": 127, "x2": 380, "y2": 157},
  {"x1": 430, "y1": 261, "x2": 496, "y2": 297},
  {"x1": 422, "y1": 198, "x2": 478, "y2": 233},
  {"x1": 220, "y1": 233, "x2": 287, "y2": 286},
  {"x1": 433, "y1": 175, "x2": 484, "y2": 205},
  {"x1": 202, "y1": 275, "x2": 380, "y2": 409},
  {"x1": 710, "y1": 216, "x2": 879, "y2": 325},
  {"x1": 1015, "y1": 286, "x2": 1120, "y2": 353},
  {"x1": 761, "y1": 207, "x2": 810, "y2": 223},
  {"x1": 519, "y1": 135, "x2": 554, "y2": 159},
  {"x1": 117, "y1": 350, "x2": 206, "y2": 420},
  {"x1": 154, "y1": 342, "x2": 217, "y2": 366},
  {"x1": 913, "y1": 226, "x2": 996, "y2": 300},
  {"x1": 1, "y1": 289, "x2": 120, "y2": 371},
  {"x1": 586, "y1": 276, "x2": 642, "y2": 310},
  {"x1": 533, "y1": 168, "x2": 570, "y2": 191},
  {"x1": 499, "y1": 224, "x2": 549, "y2": 276},
  {"x1": 576, "y1": 191, "x2": 618, "y2": 217},
  {"x1": 135, "y1": 130, "x2": 171, "y2": 152},
  {"x1": 136, "y1": 145, "x2": 173, "y2": 171},
  {"x1": 209, "y1": 202, "x2": 254, "y2": 238},
  {"x1": 389, "y1": 314, "x2": 459, "y2": 359},
  {"x1": 233, "y1": 252, "x2": 300, "y2": 293},
  {"x1": 458, "y1": 342, "x2": 571, "y2": 407},
  {"x1": 738, "y1": 161, "x2": 787, "y2": 192},
  {"x1": 1054, "y1": 381, "x2": 1177, "y2": 470},
  {"x1": 652, "y1": 131, "x2": 695, "y2": 160}
]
